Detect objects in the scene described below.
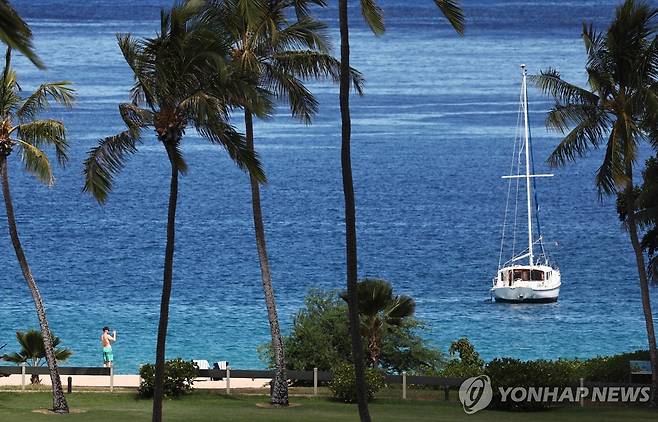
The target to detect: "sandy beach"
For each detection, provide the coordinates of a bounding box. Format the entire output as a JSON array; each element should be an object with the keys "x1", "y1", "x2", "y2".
[{"x1": 0, "y1": 374, "x2": 271, "y2": 390}]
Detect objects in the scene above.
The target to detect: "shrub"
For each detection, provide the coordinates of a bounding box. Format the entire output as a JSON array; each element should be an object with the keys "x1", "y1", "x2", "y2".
[
  {"x1": 138, "y1": 358, "x2": 199, "y2": 398},
  {"x1": 329, "y1": 362, "x2": 386, "y2": 403},
  {"x1": 581, "y1": 350, "x2": 649, "y2": 382},
  {"x1": 259, "y1": 289, "x2": 444, "y2": 377},
  {"x1": 484, "y1": 358, "x2": 580, "y2": 410},
  {"x1": 483, "y1": 350, "x2": 651, "y2": 410},
  {"x1": 440, "y1": 337, "x2": 484, "y2": 378}
]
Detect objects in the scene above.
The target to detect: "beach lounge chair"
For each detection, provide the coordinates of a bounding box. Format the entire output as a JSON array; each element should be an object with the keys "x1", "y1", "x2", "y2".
[
  {"x1": 211, "y1": 361, "x2": 228, "y2": 381},
  {"x1": 192, "y1": 359, "x2": 210, "y2": 381}
]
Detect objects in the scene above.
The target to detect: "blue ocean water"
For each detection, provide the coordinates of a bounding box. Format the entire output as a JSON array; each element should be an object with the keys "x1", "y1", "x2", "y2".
[{"x1": 0, "y1": 0, "x2": 656, "y2": 374}]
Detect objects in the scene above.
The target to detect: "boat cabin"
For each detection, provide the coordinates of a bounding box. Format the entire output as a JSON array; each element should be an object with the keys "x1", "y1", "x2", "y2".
[{"x1": 499, "y1": 268, "x2": 552, "y2": 283}]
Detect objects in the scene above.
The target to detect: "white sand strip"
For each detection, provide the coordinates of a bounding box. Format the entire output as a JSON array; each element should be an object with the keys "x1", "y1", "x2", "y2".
[{"x1": 0, "y1": 374, "x2": 271, "y2": 389}]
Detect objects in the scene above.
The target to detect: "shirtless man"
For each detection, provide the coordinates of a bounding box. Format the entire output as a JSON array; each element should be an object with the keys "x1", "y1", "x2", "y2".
[{"x1": 101, "y1": 326, "x2": 117, "y2": 368}]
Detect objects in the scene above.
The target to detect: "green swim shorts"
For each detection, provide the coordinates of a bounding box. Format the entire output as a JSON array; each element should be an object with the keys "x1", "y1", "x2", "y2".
[{"x1": 103, "y1": 346, "x2": 113, "y2": 362}]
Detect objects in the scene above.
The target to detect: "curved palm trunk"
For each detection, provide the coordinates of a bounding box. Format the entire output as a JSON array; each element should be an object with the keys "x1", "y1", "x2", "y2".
[
  {"x1": 0, "y1": 158, "x2": 68, "y2": 413},
  {"x1": 152, "y1": 142, "x2": 180, "y2": 422},
  {"x1": 244, "y1": 110, "x2": 289, "y2": 406},
  {"x1": 338, "y1": 1, "x2": 371, "y2": 420},
  {"x1": 625, "y1": 181, "x2": 658, "y2": 407}
]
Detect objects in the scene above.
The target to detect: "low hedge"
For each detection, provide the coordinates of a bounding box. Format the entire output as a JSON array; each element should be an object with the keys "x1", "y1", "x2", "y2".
[
  {"x1": 484, "y1": 358, "x2": 579, "y2": 410},
  {"x1": 483, "y1": 350, "x2": 650, "y2": 410},
  {"x1": 580, "y1": 350, "x2": 650, "y2": 382},
  {"x1": 329, "y1": 362, "x2": 386, "y2": 403},
  {"x1": 138, "y1": 358, "x2": 199, "y2": 399}
]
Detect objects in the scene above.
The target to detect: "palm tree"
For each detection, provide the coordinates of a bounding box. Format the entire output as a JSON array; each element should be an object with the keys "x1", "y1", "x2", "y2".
[
  {"x1": 3, "y1": 329, "x2": 72, "y2": 384},
  {"x1": 630, "y1": 156, "x2": 658, "y2": 279},
  {"x1": 209, "y1": 0, "x2": 363, "y2": 406},
  {"x1": 337, "y1": 1, "x2": 464, "y2": 419},
  {"x1": 0, "y1": 47, "x2": 74, "y2": 413},
  {"x1": 341, "y1": 279, "x2": 415, "y2": 367},
  {"x1": 531, "y1": 0, "x2": 658, "y2": 406},
  {"x1": 0, "y1": 0, "x2": 43, "y2": 68},
  {"x1": 82, "y1": 2, "x2": 264, "y2": 421}
]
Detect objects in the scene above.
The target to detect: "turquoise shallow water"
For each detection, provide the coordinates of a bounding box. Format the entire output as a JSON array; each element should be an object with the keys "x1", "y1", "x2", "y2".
[{"x1": 0, "y1": 1, "x2": 656, "y2": 373}]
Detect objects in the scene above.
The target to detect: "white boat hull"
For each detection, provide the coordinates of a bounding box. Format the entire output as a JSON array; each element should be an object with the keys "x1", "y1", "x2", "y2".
[{"x1": 491, "y1": 284, "x2": 560, "y2": 303}]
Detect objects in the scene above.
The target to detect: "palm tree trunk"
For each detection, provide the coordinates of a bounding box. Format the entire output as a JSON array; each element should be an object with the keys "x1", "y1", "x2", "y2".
[
  {"x1": 369, "y1": 331, "x2": 380, "y2": 368},
  {"x1": 152, "y1": 142, "x2": 180, "y2": 422},
  {"x1": 625, "y1": 182, "x2": 658, "y2": 407},
  {"x1": 338, "y1": 1, "x2": 371, "y2": 420},
  {"x1": 244, "y1": 110, "x2": 289, "y2": 406},
  {"x1": 0, "y1": 157, "x2": 68, "y2": 413}
]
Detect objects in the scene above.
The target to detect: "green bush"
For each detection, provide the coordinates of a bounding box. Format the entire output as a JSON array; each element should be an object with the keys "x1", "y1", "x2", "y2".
[
  {"x1": 483, "y1": 350, "x2": 651, "y2": 410},
  {"x1": 259, "y1": 289, "x2": 444, "y2": 377},
  {"x1": 138, "y1": 358, "x2": 199, "y2": 398},
  {"x1": 439, "y1": 337, "x2": 484, "y2": 378},
  {"x1": 485, "y1": 358, "x2": 580, "y2": 410},
  {"x1": 580, "y1": 350, "x2": 649, "y2": 382},
  {"x1": 329, "y1": 362, "x2": 386, "y2": 403}
]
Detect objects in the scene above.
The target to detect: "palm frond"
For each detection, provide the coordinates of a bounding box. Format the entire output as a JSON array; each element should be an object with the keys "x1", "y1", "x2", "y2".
[
  {"x1": 271, "y1": 51, "x2": 365, "y2": 95},
  {"x1": 118, "y1": 103, "x2": 154, "y2": 139},
  {"x1": 0, "y1": 1, "x2": 43, "y2": 69},
  {"x1": 164, "y1": 141, "x2": 188, "y2": 175},
  {"x1": 17, "y1": 82, "x2": 75, "y2": 122},
  {"x1": 582, "y1": 22, "x2": 605, "y2": 58},
  {"x1": 17, "y1": 140, "x2": 53, "y2": 186},
  {"x1": 16, "y1": 330, "x2": 44, "y2": 358},
  {"x1": 386, "y1": 295, "x2": 416, "y2": 322},
  {"x1": 290, "y1": 0, "x2": 327, "y2": 19},
  {"x1": 263, "y1": 62, "x2": 318, "y2": 123},
  {"x1": 196, "y1": 119, "x2": 266, "y2": 183},
  {"x1": 0, "y1": 66, "x2": 20, "y2": 116},
  {"x1": 2, "y1": 351, "x2": 27, "y2": 363},
  {"x1": 547, "y1": 108, "x2": 609, "y2": 168},
  {"x1": 238, "y1": 0, "x2": 267, "y2": 26},
  {"x1": 116, "y1": 34, "x2": 156, "y2": 108},
  {"x1": 530, "y1": 69, "x2": 599, "y2": 105},
  {"x1": 3, "y1": 329, "x2": 71, "y2": 364},
  {"x1": 594, "y1": 124, "x2": 627, "y2": 196},
  {"x1": 15, "y1": 119, "x2": 68, "y2": 165},
  {"x1": 271, "y1": 16, "x2": 330, "y2": 53},
  {"x1": 360, "y1": 0, "x2": 385, "y2": 36},
  {"x1": 544, "y1": 103, "x2": 603, "y2": 134},
  {"x1": 83, "y1": 132, "x2": 139, "y2": 203},
  {"x1": 355, "y1": 278, "x2": 393, "y2": 316},
  {"x1": 648, "y1": 254, "x2": 658, "y2": 283},
  {"x1": 433, "y1": 0, "x2": 465, "y2": 35}
]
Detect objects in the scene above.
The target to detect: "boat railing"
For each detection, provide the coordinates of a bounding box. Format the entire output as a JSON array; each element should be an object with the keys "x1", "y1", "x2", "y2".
[{"x1": 502, "y1": 237, "x2": 555, "y2": 268}]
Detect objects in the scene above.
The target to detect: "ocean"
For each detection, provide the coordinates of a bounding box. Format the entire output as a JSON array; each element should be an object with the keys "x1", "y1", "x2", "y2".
[{"x1": 0, "y1": 0, "x2": 655, "y2": 373}]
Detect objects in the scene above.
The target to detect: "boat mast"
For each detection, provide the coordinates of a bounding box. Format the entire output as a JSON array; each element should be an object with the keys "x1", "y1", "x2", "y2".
[{"x1": 521, "y1": 64, "x2": 533, "y2": 267}]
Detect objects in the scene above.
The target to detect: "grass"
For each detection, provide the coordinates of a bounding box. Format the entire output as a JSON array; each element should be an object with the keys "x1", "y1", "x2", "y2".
[{"x1": 0, "y1": 391, "x2": 655, "y2": 421}]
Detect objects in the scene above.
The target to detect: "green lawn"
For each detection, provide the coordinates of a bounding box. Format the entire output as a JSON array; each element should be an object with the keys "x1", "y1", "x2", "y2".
[{"x1": 0, "y1": 392, "x2": 655, "y2": 421}]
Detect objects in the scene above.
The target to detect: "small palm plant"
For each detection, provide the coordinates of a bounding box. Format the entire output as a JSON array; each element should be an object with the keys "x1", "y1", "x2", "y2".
[
  {"x1": 3, "y1": 330, "x2": 72, "y2": 384},
  {"x1": 341, "y1": 278, "x2": 415, "y2": 367},
  {"x1": 0, "y1": 47, "x2": 74, "y2": 413},
  {"x1": 209, "y1": 0, "x2": 363, "y2": 406},
  {"x1": 83, "y1": 2, "x2": 265, "y2": 420}
]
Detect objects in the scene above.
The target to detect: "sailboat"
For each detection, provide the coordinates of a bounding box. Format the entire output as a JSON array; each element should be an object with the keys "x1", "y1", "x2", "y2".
[{"x1": 491, "y1": 64, "x2": 561, "y2": 303}]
